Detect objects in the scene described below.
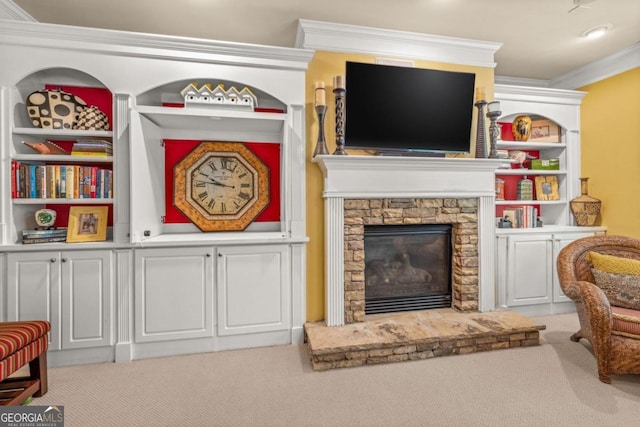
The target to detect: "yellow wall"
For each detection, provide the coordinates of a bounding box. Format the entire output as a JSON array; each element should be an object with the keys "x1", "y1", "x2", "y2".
[
  {"x1": 304, "y1": 51, "x2": 495, "y2": 321},
  {"x1": 579, "y1": 67, "x2": 640, "y2": 237}
]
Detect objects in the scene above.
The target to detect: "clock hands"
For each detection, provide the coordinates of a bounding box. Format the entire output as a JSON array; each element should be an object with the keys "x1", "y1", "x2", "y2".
[{"x1": 202, "y1": 178, "x2": 235, "y2": 189}]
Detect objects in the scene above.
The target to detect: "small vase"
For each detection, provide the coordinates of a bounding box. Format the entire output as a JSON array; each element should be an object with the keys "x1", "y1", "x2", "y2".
[
  {"x1": 512, "y1": 115, "x2": 532, "y2": 141},
  {"x1": 570, "y1": 178, "x2": 601, "y2": 226}
]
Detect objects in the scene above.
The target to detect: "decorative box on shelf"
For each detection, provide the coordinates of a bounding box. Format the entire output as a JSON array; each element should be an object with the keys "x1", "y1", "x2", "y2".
[
  {"x1": 531, "y1": 159, "x2": 559, "y2": 170},
  {"x1": 530, "y1": 119, "x2": 560, "y2": 142}
]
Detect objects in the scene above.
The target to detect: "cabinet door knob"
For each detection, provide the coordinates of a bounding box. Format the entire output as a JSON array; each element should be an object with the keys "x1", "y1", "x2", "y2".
[
  {"x1": 61, "y1": 258, "x2": 67, "y2": 262},
  {"x1": 50, "y1": 258, "x2": 57, "y2": 263},
  {"x1": 218, "y1": 253, "x2": 223, "y2": 257},
  {"x1": 206, "y1": 253, "x2": 211, "y2": 257}
]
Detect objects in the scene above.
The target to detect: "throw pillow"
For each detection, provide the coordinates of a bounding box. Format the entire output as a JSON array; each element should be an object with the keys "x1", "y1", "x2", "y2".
[
  {"x1": 588, "y1": 251, "x2": 640, "y2": 275},
  {"x1": 591, "y1": 268, "x2": 640, "y2": 310}
]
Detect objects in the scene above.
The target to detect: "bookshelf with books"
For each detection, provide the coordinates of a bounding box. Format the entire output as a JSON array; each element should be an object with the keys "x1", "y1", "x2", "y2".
[
  {"x1": 5, "y1": 67, "x2": 118, "y2": 246},
  {"x1": 493, "y1": 85, "x2": 606, "y2": 316}
]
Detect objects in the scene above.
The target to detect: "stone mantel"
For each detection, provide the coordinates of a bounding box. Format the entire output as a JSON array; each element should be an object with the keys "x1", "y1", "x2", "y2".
[{"x1": 313, "y1": 155, "x2": 505, "y2": 326}]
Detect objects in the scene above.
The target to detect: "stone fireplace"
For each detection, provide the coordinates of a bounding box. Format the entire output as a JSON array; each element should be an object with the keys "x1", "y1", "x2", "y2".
[
  {"x1": 363, "y1": 222, "x2": 453, "y2": 315},
  {"x1": 345, "y1": 197, "x2": 477, "y2": 323},
  {"x1": 314, "y1": 155, "x2": 505, "y2": 326}
]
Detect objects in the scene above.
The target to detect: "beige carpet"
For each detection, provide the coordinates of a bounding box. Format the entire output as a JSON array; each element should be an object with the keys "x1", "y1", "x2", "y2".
[{"x1": 31, "y1": 313, "x2": 640, "y2": 427}]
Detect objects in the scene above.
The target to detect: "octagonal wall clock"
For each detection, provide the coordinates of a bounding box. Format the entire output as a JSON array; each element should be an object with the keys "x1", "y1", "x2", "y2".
[{"x1": 173, "y1": 141, "x2": 270, "y2": 231}]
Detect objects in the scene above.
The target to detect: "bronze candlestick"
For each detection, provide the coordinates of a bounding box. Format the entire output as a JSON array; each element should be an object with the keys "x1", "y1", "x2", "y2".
[
  {"x1": 313, "y1": 105, "x2": 329, "y2": 157},
  {"x1": 486, "y1": 101, "x2": 502, "y2": 159},
  {"x1": 333, "y1": 75, "x2": 347, "y2": 155},
  {"x1": 474, "y1": 100, "x2": 488, "y2": 159}
]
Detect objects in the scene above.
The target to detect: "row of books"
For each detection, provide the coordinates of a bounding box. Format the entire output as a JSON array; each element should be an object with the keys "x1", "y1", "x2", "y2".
[
  {"x1": 22, "y1": 228, "x2": 68, "y2": 244},
  {"x1": 10, "y1": 161, "x2": 113, "y2": 199},
  {"x1": 501, "y1": 205, "x2": 539, "y2": 229},
  {"x1": 71, "y1": 139, "x2": 112, "y2": 156}
]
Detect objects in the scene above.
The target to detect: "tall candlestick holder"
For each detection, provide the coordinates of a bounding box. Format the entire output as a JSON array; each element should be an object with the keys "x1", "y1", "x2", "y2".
[
  {"x1": 474, "y1": 100, "x2": 488, "y2": 159},
  {"x1": 313, "y1": 105, "x2": 329, "y2": 157},
  {"x1": 486, "y1": 102, "x2": 502, "y2": 159},
  {"x1": 333, "y1": 86, "x2": 347, "y2": 155}
]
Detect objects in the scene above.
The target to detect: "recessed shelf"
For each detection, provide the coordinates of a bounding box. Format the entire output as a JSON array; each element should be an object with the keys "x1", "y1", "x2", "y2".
[
  {"x1": 13, "y1": 154, "x2": 113, "y2": 163},
  {"x1": 12, "y1": 198, "x2": 114, "y2": 205},
  {"x1": 136, "y1": 105, "x2": 286, "y2": 133},
  {"x1": 496, "y1": 141, "x2": 565, "y2": 150},
  {"x1": 495, "y1": 169, "x2": 566, "y2": 176},
  {"x1": 13, "y1": 127, "x2": 113, "y2": 139},
  {"x1": 495, "y1": 200, "x2": 566, "y2": 206}
]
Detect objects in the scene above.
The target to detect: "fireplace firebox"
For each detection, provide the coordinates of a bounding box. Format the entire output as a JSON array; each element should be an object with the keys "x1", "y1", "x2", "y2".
[{"x1": 364, "y1": 224, "x2": 452, "y2": 314}]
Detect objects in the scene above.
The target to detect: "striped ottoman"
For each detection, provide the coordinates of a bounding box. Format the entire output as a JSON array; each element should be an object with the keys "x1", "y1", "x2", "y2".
[{"x1": 0, "y1": 321, "x2": 50, "y2": 406}]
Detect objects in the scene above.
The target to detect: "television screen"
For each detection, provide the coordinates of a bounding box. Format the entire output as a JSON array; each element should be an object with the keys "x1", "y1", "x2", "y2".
[{"x1": 344, "y1": 61, "x2": 476, "y2": 155}]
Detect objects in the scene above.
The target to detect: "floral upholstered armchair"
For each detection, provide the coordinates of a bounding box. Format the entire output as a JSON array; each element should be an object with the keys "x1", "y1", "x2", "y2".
[{"x1": 556, "y1": 235, "x2": 640, "y2": 384}]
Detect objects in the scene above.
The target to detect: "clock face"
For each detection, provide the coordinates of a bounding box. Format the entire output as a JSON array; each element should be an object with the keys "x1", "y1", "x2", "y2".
[
  {"x1": 174, "y1": 142, "x2": 270, "y2": 231},
  {"x1": 188, "y1": 152, "x2": 257, "y2": 217}
]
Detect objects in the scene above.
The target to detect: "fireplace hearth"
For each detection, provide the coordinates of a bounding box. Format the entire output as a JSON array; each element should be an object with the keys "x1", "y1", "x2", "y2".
[
  {"x1": 307, "y1": 156, "x2": 540, "y2": 371},
  {"x1": 364, "y1": 224, "x2": 452, "y2": 314}
]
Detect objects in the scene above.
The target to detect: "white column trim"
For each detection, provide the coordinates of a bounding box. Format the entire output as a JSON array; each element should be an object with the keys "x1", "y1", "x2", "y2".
[
  {"x1": 478, "y1": 195, "x2": 496, "y2": 312},
  {"x1": 324, "y1": 197, "x2": 345, "y2": 326}
]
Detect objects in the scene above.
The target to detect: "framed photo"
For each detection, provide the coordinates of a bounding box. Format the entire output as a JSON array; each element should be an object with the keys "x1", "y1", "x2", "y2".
[
  {"x1": 535, "y1": 176, "x2": 560, "y2": 201},
  {"x1": 530, "y1": 119, "x2": 560, "y2": 142},
  {"x1": 66, "y1": 206, "x2": 108, "y2": 243}
]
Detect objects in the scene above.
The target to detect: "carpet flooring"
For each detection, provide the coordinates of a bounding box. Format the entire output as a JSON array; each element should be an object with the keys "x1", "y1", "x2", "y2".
[{"x1": 30, "y1": 313, "x2": 640, "y2": 427}]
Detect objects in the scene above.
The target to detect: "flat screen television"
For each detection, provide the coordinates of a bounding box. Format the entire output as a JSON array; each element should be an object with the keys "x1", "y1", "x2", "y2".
[{"x1": 344, "y1": 61, "x2": 476, "y2": 155}]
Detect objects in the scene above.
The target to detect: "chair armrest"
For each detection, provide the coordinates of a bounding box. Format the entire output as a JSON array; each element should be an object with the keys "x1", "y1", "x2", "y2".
[
  {"x1": 574, "y1": 280, "x2": 613, "y2": 364},
  {"x1": 561, "y1": 280, "x2": 585, "y2": 301}
]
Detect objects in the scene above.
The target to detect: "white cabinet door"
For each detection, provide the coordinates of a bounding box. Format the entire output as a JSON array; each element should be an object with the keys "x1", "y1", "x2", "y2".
[
  {"x1": 506, "y1": 234, "x2": 553, "y2": 306},
  {"x1": 216, "y1": 245, "x2": 290, "y2": 336},
  {"x1": 60, "y1": 250, "x2": 113, "y2": 349},
  {"x1": 134, "y1": 247, "x2": 213, "y2": 343},
  {"x1": 551, "y1": 232, "x2": 601, "y2": 303},
  {"x1": 6, "y1": 252, "x2": 62, "y2": 350}
]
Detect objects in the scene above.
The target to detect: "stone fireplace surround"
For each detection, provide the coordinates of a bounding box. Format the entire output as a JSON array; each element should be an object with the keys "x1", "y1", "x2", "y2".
[
  {"x1": 313, "y1": 155, "x2": 506, "y2": 326},
  {"x1": 344, "y1": 197, "x2": 478, "y2": 323}
]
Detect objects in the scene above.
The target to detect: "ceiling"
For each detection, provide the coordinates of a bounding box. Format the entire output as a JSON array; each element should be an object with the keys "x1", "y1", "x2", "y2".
[{"x1": 10, "y1": 0, "x2": 640, "y2": 81}]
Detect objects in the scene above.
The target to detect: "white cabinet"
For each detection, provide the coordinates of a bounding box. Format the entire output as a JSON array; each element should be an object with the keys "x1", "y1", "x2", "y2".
[
  {"x1": 5, "y1": 252, "x2": 61, "y2": 349},
  {"x1": 134, "y1": 244, "x2": 290, "y2": 343},
  {"x1": 504, "y1": 234, "x2": 553, "y2": 307},
  {"x1": 134, "y1": 247, "x2": 214, "y2": 343},
  {"x1": 6, "y1": 250, "x2": 113, "y2": 350},
  {"x1": 496, "y1": 230, "x2": 604, "y2": 315},
  {"x1": 217, "y1": 245, "x2": 290, "y2": 336}
]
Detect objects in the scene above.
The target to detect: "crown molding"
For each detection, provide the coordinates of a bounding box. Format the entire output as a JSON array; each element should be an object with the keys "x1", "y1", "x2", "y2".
[
  {"x1": 494, "y1": 84, "x2": 586, "y2": 106},
  {"x1": 498, "y1": 43, "x2": 640, "y2": 90},
  {"x1": 296, "y1": 19, "x2": 501, "y2": 68},
  {"x1": 494, "y1": 75, "x2": 550, "y2": 88},
  {"x1": 0, "y1": 19, "x2": 314, "y2": 70},
  {"x1": 0, "y1": 0, "x2": 36, "y2": 21},
  {"x1": 550, "y1": 43, "x2": 640, "y2": 89}
]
